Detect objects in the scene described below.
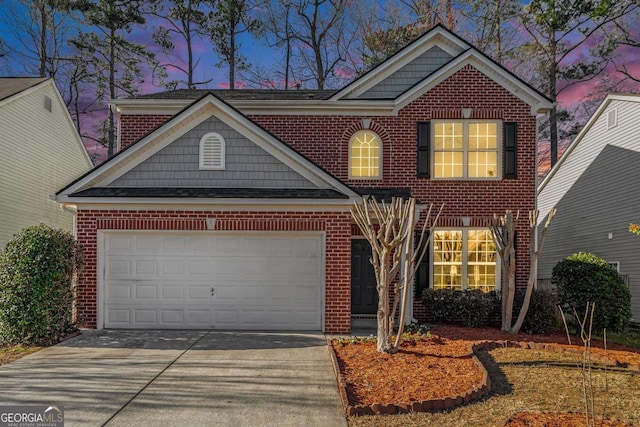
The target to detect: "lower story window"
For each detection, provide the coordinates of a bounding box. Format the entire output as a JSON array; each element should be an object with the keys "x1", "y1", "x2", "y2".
[{"x1": 433, "y1": 229, "x2": 499, "y2": 292}]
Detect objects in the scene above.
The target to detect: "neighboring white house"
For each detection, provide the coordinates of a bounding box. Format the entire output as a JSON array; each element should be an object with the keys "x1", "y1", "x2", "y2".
[
  {"x1": 0, "y1": 77, "x2": 92, "y2": 248},
  {"x1": 537, "y1": 94, "x2": 640, "y2": 323}
]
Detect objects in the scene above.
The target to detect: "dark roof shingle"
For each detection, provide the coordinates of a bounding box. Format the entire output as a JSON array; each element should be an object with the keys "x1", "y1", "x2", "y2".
[
  {"x1": 0, "y1": 77, "x2": 49, "y2": 102},
  {"x1": 70, "y1": 187, "x2": 349, "y2": 199},
  {"x1": 132, "y1": 89, "x2": 336, "y2": 101}
]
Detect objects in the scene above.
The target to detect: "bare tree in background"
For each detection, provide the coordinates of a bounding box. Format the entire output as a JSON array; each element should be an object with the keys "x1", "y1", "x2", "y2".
[
  {"x1": 207, "y1": 0, "x2": 262, "y2": 90},
  {"x1": 72, "y1": 0, "x2": 161, "y2": 158},
  {"x1": 519, "y1": 0, "x2": 636, "y2": 168},
  {"x1": 152, "y1": 0, "x2": 211, "y2": 90},
  {"x1": 288, "y1": 0, "x2": 357, "y2": 89}
]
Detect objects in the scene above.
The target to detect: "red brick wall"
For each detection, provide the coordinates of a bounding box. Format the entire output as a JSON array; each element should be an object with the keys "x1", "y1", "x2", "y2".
[
  {"x1": 75, "y1": 209, "x2": 352, "y2": 333},
  {"x1": 114, "y1": 64, "x2": 538, "y2": 324},
  {"x1": 119, "y1": 115, "x2": 171, "y2": 150},
  {"x1": 250, "y1": 66, "x2": 536, "y2": 308}
]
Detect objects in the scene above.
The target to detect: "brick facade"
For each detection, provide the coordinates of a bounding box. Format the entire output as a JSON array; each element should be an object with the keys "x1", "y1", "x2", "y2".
[
  {"x1": 75, "y1": 209, "x2": 352, "y2": 333},
  {"x1": 94, "y1": 64, "x2": 537, "y2": 330}
]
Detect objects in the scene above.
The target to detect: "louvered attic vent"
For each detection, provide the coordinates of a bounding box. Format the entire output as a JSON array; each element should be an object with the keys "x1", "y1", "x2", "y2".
[
  {"x1": 199, "y1": 132, "x2": 226, "y2": 170},
  {"x1": 607, "y1": 108, "x2": 618, "y2": 129}
]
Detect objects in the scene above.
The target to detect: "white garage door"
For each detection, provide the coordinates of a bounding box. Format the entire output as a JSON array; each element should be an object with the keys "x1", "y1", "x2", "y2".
[{"x1": 100, "y1": 232, "x2": 324, "y2": 330}]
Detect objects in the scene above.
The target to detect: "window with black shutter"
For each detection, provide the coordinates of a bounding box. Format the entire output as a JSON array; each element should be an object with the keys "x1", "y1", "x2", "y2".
[
  {"x1": 417, "y1": 122, "x2": 430, "y2": 177},
  {"x1": 504, "y1": 122, "x2": 517, "y2": 179}
]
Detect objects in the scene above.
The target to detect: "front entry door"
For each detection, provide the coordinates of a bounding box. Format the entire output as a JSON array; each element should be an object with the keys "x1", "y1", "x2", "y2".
[{"x1": 351, "y1": 239, "x2": 378, "y2": 315}]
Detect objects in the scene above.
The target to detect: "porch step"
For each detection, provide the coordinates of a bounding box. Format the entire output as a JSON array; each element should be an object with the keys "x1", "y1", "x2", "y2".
[{"x1": 350, "y1": 317, "x2": 377, "y2": 335}]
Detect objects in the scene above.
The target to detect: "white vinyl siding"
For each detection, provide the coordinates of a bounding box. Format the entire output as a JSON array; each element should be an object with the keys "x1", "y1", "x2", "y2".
[
  {"x1": 0, "y1": 81, "x2": 92, "y2": 248},
  {"x1": 537, "y1": 97, "x2": 640, "y2": 322}
]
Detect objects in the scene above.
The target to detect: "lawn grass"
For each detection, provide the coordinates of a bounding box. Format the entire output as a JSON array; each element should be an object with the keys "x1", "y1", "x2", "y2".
[
  {"x1": 347, "y1": 346, "x2": 640, "y2": 427},
  {"x1": 0, "y1": 345, "x2": 41, "y2": 366},
  {"x1": 595, "y1": 327, "x2": 640, "y2": 349}
]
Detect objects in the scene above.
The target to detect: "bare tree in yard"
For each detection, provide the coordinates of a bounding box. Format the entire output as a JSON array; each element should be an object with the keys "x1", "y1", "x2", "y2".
[
  {"x1": 490, "y1": 208, "x2": 557, "y2": 334},
  {"x1": 351, "y1": 196, "x2": 442, "y2": 353},
  {"x1": 489, "y1": 210, "x2": 519, "y2": 332}
]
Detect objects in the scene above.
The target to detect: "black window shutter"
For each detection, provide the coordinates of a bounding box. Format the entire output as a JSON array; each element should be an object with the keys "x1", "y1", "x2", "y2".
[
  {"x1": 504, "y1": 122, "x2": 517, "y2": 179},
  {"x1": 417, "y1": 122, "x2": 430, "y2": 177}
]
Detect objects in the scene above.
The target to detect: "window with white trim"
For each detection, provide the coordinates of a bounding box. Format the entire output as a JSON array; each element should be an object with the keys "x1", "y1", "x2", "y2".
[
  {"x1": 349, "y1": 130, "x2": 382, "y2": 179},
  {"x1": 199, "y1": 132, "x2": 225, "y2": 170},
  {"x1": 433, "y1": 229, "x2": 499, "y2": 292},
  {"x1": 433, "y1": 121, "x2": 500, "y2": 179}
]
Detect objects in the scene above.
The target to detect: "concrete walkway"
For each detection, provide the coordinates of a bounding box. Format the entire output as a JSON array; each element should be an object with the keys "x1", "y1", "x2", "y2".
[{"x1": 0, "y1": 331, "x2": 347, "y2": 427}]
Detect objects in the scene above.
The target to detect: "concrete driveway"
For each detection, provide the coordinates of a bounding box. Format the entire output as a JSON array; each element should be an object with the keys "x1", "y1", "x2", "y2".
[{"x1": 0, "y1": 330, "x2": 347, "y2": 427}]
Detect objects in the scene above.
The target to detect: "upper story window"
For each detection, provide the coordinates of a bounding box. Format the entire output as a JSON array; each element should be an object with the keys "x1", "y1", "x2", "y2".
[
  {"x1": 199, "y1": 132, "x2": 225, "y2": 170},
  {"x1": 433, "y1": 121, "x2": 500, "y2": 179},
  {"x1": 349, "y1": 130, "x2": 382, "y2": 179},
  {"x1": 418, "y1": 121, "x2": 517, "y2": 179}
]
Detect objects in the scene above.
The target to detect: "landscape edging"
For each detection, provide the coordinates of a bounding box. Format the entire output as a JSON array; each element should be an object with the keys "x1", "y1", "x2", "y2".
[
  {"x1": 326, "y1": 337, "x2": 492, "y2": 416},
  {"x1": 327, "y1": 336, "x2": 640, "y2": 417}
]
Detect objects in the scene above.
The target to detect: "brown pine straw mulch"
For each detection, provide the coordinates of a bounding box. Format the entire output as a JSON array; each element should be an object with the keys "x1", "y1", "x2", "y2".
[
  {"x1": 432, "y1": 325, "x2": 640, "y2": 367},
  {"x1": 333, "y1": 325, "x2": 640, "y2": 426},
  {"x1": 332, "y1": 333, "x2": 483, "y2": 405}
]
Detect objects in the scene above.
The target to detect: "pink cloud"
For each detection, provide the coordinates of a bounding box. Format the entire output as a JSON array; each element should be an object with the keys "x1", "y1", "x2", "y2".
[
  {"x1": 334, "y1": 65, "x2": 356, "y2": 80},
  {"x1": 216, "y1": 80, "x2": 249, "y2": 89}
]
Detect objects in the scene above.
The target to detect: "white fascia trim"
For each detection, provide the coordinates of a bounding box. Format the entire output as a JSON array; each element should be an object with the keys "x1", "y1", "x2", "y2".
[
  {"x1": 67, "y1": 199, "x2": 356, "y2": 211},
  {"x1": 113, "y1": 99, "x2": 193, "y2": 115},
  {"x1": 58, "y1": 100, "x2": 218, "y2": 197},
  {"x1": 204, "y1": 97, "x2": 359, "y2": 197},
  {"x1": 113, "y1": 98, "x2": 398, "y2": 116},
  {"x1": 330, "y1": 28, "x2": 469, "y2": 100},
  {"x1": 59, "y1": 95, "x2": 358, "y2": 199},
  {"x1": 393, "y1": 52, "x2": 553, "y2": 114},
  {"x1": 50, "y1": 81, "x2": 94, "y2": 168}
]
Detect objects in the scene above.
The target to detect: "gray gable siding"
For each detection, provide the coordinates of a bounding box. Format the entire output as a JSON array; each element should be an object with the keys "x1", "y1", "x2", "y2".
[
  {"x1": 109, "y1": 116, "x2": 316, "y2": 188},
  {"x1": 537, "y1": 145, "x2": 640, "y2": 322},
  {"x1": 357, "y1": 46, "x2": 453, "y2": 99}
]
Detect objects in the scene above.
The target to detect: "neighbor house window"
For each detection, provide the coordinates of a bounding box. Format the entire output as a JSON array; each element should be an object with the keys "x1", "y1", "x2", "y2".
[
  {"x1": 433, "y1": 229, "x2": 499, "y2": 292},
  {"x1": 349, "y1": 130, "x2": 382, "y2": 179},
  {"x1": 199, "y1": 132, "x2": 225, "y2": 170},
  {"x1": 433, "y1": 121, "x2": 500, "y2": 179}
]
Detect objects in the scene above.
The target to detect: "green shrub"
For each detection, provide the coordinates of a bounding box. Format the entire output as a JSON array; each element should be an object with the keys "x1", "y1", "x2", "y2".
[
  {"x1": 553, "y1": 252, "x2": 631, "y2": 332},
  {"x1": 421, "y1": 288, "x2": 498, "y2": 327},
  {"x1": 0, "y1": 225, "x2": 83, "y2": 345},
  {"x1": 513, "y1": 288, "x2": 559, "y2": 334}
]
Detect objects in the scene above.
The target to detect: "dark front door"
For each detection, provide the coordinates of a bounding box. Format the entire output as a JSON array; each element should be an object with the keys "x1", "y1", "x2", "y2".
[{"x1": 351, "y1": 239, "x2": 378, "y2": 315}]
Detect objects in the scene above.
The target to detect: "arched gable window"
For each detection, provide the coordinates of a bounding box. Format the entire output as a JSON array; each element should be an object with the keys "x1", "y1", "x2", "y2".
[
  {"x1": 199, "y1": 132, "x2": 225, "y2": 170},
  {"x1": 349, "y1": 130, "x2": 382, "y2": 179}
]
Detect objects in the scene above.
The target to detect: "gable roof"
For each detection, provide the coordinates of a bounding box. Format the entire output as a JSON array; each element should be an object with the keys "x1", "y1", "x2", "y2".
[
  {"x1": 57, "y1": 92, "x2": 358, "y2": 203},
  {"x1": 537, "y1": 93, "x2": 640, "y2": 223},
  {"x1": 112, "y1": 25, "x2": 552, "y2": 116},
  {"x1": 0, "y1": 77, "x2": 49, "y2": 103},
  {"x1": 331, "y1": 24, "x2": 552, "y2": 113}
]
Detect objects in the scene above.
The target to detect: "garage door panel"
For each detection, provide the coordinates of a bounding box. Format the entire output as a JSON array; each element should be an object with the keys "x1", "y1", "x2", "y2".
[
  {"x1": 103, "y1": 232, "x2": 323, "y2": 330},
  {"x1": 135, "y1": 285, "x2": 158, "y2": 299},
  {"x1": 106, "y1": 284, "x2": 131, "y2": 300},
  {"x1": 161, "y1": 286, "x2": 184, "y2": 299},
  {"x1": 161, "y1": 310, "x2": 184, "y2": 324}
]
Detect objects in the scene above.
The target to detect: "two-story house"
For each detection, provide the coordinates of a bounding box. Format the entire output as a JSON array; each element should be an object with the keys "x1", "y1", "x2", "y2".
[
  {"x1": 56, "y1": 25, "x2": 552, "y2": 333},
  {"x1": 0, "y1": 77, "x2": 92, "y2": 249}
]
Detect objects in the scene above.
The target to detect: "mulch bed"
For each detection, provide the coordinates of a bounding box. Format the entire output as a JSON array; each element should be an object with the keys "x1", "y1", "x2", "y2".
[
  {"x1": 331, "y1": 334, "x2": 483, "y2": 406},
  {"x1": 331, "y1": 325, "x2": 640, "y2": 419}
]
